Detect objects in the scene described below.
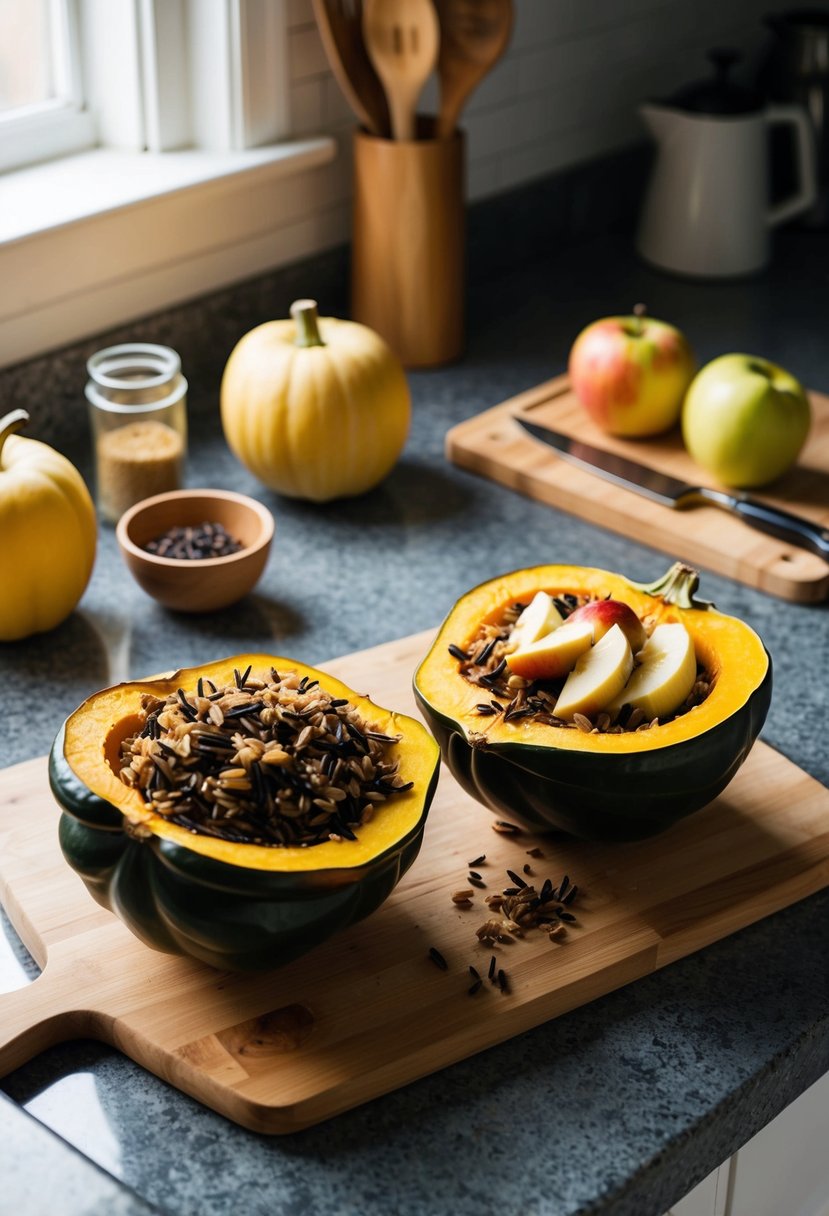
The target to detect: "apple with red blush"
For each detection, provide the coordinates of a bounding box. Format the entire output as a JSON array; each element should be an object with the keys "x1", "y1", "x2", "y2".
[
  {"x1": 568, "y1": 305, "x2": 696, "y2": 437},
  {"x1": 567, "y1": 598, "x2": 647, "y2": 654}
]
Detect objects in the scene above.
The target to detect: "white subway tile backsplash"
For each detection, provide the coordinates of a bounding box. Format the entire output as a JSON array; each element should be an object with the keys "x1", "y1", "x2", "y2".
[
  {"x1": 464, "y1": 56, "x2": 523, "y2": 116},
  {"x1": 462, "y1": 97, "x2": 540, "y2": 160},
  {"x1": 323, "y1": 74, "x2": 360, "y2": 128},
  {"x1": 498, "y1": 113, "x2": 638, "y2": 193},
  {"x1": 287, "y1": 0, "x2": 314, "y2": 29},
  {"x1": 290, "y1": 78, "x2": 324, "y2": 137},
  {"x1": 467, "y1": 154, "x2": 502, "y2": 202},
  {"x1": 289, "y1": 25, "x2": 329, "y2": 80},
  {"x1": 510, "y1": 0, "x2": 575, "y2": 51}
]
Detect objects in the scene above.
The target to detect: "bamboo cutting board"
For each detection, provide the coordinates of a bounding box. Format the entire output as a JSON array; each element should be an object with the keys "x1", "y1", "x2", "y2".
[
  {"x1": 2, "y1": 631, "x2": 829, "y2": 1134},
  {"x1": 446, "y1": 376, "x2": 829, "y2": 602}
]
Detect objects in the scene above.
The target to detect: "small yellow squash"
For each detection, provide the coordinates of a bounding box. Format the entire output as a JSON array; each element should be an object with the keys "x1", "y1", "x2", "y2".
[
  {"x1": 0, "y1": 410, "x2": 97, "y2": 641},
  {"x1": 220, "y1": 299, "x2": 410, "y2": 502}
]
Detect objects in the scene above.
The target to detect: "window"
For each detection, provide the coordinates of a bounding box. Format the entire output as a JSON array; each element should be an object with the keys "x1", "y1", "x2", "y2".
[
  {"x1": 0, "y1": 0, "x2": 54, "y2": 112},
  {"x1": 0, "y1": 0, "x2": 293, "y2": 172},
  {"x1": 0, "y1": 0, "x2": 339, "y2": 369},
  {"x1": 0, "y1": 0, "x2": 94, "y2": 172}
]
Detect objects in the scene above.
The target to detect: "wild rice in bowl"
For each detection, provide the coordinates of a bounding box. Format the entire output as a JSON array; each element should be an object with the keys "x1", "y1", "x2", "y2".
[{"x1": 118, "y1": 665, "x2": 413, "y2": 847}]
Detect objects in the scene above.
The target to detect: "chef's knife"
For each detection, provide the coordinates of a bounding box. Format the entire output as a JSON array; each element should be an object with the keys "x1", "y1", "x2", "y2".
[{"x1": 516, "y1": 417, "x2": 829, "y2": 561}]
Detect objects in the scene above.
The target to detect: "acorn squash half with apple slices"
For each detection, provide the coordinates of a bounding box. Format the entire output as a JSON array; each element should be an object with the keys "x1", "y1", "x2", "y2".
[
  {"x1": 50, "y1": 654, "x2": 440, "y2": 970},
  {"x1": 414, "y1": 564, "x2": 771, "y2": 840}
]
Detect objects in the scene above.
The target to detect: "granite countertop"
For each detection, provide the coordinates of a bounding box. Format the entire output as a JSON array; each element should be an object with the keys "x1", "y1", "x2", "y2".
[{"x1": 1, "y1": 230, "x2": 828, "y2": 1216}]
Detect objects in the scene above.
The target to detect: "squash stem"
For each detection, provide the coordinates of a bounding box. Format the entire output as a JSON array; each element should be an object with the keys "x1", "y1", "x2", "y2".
[
  {"x1": 0, "y1": 409, "x2": 29, "y2": 463},
  {"x1": 634, "y1": 562, "x2": 709, "y2": 609},
  {"x1": 290, "y1": 299, "x2": 326, "y2": 348}
]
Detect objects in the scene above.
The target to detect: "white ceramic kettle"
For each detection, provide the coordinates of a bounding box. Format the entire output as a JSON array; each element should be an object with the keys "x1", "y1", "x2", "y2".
[{"x1": 637, "y1": 51, "x2": 817, "y2": 278}]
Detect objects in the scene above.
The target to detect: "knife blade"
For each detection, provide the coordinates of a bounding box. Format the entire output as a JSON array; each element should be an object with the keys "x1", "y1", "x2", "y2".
[{"x1": 516, "y1": 416, "x2": 829, "y2": 561}]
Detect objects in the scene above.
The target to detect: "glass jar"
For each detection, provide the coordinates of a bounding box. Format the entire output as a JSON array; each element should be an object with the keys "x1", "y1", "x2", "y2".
[{"x1": 85, "y1": 343, "x2": 188, "y2": 523}]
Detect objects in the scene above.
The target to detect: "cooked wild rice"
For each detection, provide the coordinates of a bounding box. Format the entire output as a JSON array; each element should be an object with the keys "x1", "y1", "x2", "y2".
[{"x1": 117, "y1": 666, "x2": 412, "y2": 847}]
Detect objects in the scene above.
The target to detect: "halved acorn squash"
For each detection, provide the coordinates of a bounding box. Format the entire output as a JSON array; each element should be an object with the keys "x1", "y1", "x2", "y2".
[
  {"x1": 50, "y1": 654, "x2": 440, "y2": 970},
  {"x1": 413, "y1": 564, "x2": 771, "y2": 840}
]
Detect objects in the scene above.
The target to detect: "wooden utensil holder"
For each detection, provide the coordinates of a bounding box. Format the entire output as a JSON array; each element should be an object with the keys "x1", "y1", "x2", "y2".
[{"x1": 352, "y1": 125, "x2": 465, "y2": 368}]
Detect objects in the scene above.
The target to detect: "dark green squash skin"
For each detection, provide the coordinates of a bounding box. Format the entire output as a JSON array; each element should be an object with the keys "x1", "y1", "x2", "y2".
[
  {"x1": 413, "y1": 659, "x2": 771, "y2": 841},
  {"x1": 49, "y1": 726, "x2": 438, "y2": 971}
]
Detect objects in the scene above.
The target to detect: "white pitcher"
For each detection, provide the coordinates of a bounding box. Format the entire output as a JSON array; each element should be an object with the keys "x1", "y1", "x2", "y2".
[{"x1": 637, "y1": 56, "x2": 817, "y2": 278}]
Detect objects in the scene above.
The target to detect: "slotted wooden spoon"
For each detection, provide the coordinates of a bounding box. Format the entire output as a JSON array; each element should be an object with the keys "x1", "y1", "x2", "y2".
[
  {"x1": 312, "y1": 0, "x2": 390, "y2": 136},
  {"x1": 435, "y1": 0, "x2": 513, "y2": 138},
  {"x1": 362, "y1": 0, "x2": 440, "y2": 141}
]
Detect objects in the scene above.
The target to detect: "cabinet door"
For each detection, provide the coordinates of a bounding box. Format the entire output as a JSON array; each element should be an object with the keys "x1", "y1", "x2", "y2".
[
  {"x1": 728, "y1": 1070, "x2": 829, "y2": 1216},
  {"x1": 668, "y1": 1163, "x2": 730, "y2": 1216}
]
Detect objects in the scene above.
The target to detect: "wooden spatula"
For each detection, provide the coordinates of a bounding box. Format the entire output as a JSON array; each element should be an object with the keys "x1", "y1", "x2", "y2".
[
  {"x1": 435, "y1": 0, "x2": 513, "y2": 138},
  {"x1": 312, "y1": 0, "x2": 390, "y2": 136},
  {"x1": 362, "y1": 0, "x2": 440, "y2": 141}
]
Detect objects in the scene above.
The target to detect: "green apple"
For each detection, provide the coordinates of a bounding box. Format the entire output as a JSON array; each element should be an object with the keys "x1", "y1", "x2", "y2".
[
  {"x1": 682, "y1": 354, "x2": 811, "y2": 488},
  {"x1": 568, "y1": 306, "x2": 696, "y2": 437}
]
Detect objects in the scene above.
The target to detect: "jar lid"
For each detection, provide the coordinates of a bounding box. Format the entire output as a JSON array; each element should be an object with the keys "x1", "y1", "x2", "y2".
[{"x1": 87, "y1": 343, "x2": 181, "y2": 392}]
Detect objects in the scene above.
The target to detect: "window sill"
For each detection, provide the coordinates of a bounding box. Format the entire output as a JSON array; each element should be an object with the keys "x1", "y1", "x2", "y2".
[{"x1": 0, "y1": 137, "x2": 341, "y2": 369}]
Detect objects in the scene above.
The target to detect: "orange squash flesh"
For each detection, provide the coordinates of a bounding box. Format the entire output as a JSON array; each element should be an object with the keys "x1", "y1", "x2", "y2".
[
  {"x1": 416, "y1": 564, "x2": 767, "y2": 753},
  {"x1": 64, "y1": 653, "x2": 439, "y2": 872}
]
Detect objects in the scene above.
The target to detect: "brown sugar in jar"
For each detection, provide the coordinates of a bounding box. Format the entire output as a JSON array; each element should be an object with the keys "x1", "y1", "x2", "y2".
[
  {"x1": 97, "y1": 420, "x2": 185, "y2": 523},
  {"x1": 86, "y1": 343, "x2": 188, "y2": 523}
]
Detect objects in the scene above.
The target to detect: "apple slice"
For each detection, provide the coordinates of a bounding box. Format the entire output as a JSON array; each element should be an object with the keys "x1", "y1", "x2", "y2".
[
  {"x1": 508, "y1": 591, "x2": 564, "y2": 651},
  {"x1": 567, "y1": 598, "x2": 647, "y2": 653},
  {"x1": 554, "y1": 624, "x2": 634, "y2": 721},
  {"x1": 506, "y1": 618, "x2": 594, "y2": 681},
  {"x1": 607, "y1": 623, "x2": 697, "y2": 722}
]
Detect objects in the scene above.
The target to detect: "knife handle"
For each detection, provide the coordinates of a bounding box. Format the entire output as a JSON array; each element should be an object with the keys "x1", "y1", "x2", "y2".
[{"x1": 699, "y1": 488, "x2": 829, "y2": 560}]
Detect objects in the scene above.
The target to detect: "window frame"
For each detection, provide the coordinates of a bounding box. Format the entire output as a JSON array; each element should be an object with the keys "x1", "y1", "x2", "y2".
[
  {"x1": 0, "y1": 0, "x2": 95, "y2": 174},
  {"x1": 0, "y1": 0, "x2": 342, "y2": 370}
]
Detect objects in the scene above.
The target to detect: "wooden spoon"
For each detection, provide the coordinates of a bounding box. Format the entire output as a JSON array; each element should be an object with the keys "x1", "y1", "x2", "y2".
[
  {"x1": 362, "y1": 0, "x2": 440, "y2": 141},
  {"x1": 435, "y1": 0, "x2": 513, "y2": 138},
  {"x1": 312, "y1": 0, "x2": 390, "y2": 136}
]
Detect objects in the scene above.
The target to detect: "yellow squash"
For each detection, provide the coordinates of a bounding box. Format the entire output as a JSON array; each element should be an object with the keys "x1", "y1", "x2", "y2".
[
  {"x1": 220, "y1": 299, "x2": 410, "y2": 502},
  {"x1": 0, "y1": 410, "x2": 97, "y2": 642}
]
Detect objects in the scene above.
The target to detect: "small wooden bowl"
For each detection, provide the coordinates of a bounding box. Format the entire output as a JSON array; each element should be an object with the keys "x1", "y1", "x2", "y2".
[{"x1": 116, "y1": 489, "x2": 274, "y2": 612}]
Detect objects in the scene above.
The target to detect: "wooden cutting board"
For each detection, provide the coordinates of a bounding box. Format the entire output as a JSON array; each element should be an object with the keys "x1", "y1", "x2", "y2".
[
  {"x1": 2, "y1": 630, "x2": 829, "y2": 1134},
  {"x1": 446, "y1": 376, "x2": 829, "y2": 603}
]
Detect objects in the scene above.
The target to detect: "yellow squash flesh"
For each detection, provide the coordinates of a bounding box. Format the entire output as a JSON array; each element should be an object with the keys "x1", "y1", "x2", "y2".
[
  {"x1": 63, "y1": 653, "x2": 438, "y2": 872},
  {"x1": 416, "y1": 564, "x2": 769, "y2": 753}
]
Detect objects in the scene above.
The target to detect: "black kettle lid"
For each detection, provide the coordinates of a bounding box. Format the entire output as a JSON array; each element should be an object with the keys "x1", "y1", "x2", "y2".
[
  {"x1": 767, "y1": 8, "x2": 829, "y2": 32},
  {"x1": 663, "y1": 49, "x2": 763, "y2": 115}
]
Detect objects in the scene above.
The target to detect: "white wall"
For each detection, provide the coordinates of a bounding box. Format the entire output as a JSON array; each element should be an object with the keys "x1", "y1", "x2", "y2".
[{"x1": 284, "y1": 0, "x2": 785, "y2": 227}]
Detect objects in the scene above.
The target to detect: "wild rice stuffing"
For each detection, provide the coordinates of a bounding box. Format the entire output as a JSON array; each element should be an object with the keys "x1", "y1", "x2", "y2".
[
  {"x1": 451, "y1": 595, "x2": 712, "y2": 732},
  {"x1": 117, "y1": 666, "x2": 412, "y2": 846}
]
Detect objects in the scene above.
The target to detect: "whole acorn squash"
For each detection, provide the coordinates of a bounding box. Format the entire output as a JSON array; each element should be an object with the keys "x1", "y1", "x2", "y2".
[
  {"x1": 413, "y1": 563, "x2": 771, "y2": 840},
  {"x1": 50, "y1": 654, "x2": 440, "y2": 971},
  {"x1": 220, "y1": 299, "x2": 410, "y2": 502},
  {"x1": 0, "y1": 409, "x2": 96, "y2": 642}
]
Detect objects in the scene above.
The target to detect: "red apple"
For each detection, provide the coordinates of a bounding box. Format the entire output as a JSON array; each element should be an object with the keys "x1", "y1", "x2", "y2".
[
  {"x1": 567, "y1": 598, "x2": 647, "y2": 654},
  {"x1": 568, "y1": 306, "x2": 695, "y2": 436}
]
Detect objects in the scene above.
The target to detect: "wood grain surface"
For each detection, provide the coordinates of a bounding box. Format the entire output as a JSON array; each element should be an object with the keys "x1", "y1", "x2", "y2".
[
  {"x1": 351, "y1": 127, "x2": 464, "y2": 368},
  {"x1": 1, "y1": 630, "x2": 828, "y2": 1134},
  {"x1": 445, "y1": 375, "x2": 829, "y2": 602}
]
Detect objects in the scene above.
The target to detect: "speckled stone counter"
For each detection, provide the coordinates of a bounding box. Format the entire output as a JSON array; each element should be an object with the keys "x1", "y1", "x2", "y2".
[{"x1": 1, "y1": 228, "x2": 827, "y2": 1216}]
